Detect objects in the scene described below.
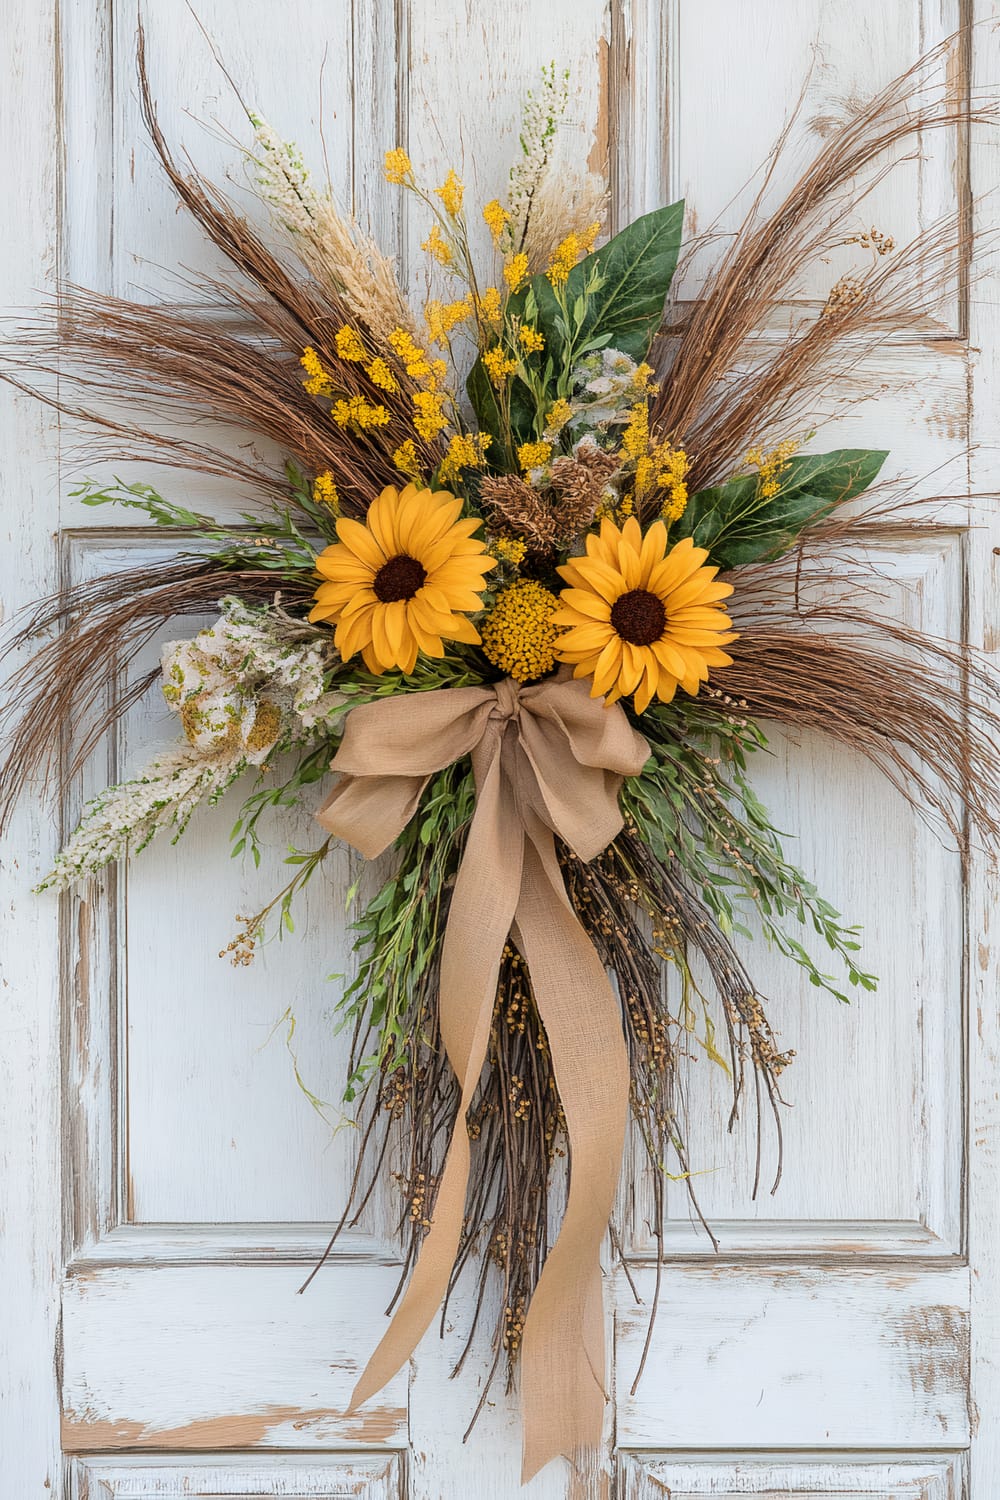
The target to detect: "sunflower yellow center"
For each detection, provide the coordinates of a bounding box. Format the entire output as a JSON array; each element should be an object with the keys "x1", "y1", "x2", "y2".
[
  {"x1": 373, "y1": 553, "x2": 427, "y2": 602},
  {"x1": 610, "y1": 588, "x2": 666, "y2": 647}
]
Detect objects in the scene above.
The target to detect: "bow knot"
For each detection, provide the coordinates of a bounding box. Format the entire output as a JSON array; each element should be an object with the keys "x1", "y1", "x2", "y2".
[
  {"x1": 491, "y1": 676, "x2": 522, "y2": 722},
  {"x1": 317, "y1": 672, "x2": 649, "y2": 1480}
]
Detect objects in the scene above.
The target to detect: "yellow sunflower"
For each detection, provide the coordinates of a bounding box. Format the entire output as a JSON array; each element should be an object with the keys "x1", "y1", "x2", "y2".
[
  {"x1": 310, "y1": 483, "x2": 496, "y2": 674},
  {"x1": 552, "y1": 517, "x2": 737, "y2": 713}
]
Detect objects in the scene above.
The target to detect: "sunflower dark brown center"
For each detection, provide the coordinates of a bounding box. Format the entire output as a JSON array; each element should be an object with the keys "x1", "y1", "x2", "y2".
[
  {"x1": 610, "y1": 588, "x2": 667, "y2": 646},
  {"x1": 373, "y1": 553, "x2": 427, "y2": 602}
]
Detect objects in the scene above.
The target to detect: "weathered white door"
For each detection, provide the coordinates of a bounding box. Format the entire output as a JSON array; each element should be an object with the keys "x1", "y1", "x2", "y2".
[{"x1": 4, "y1": 2, "x2": 1000, "y2": 1497}]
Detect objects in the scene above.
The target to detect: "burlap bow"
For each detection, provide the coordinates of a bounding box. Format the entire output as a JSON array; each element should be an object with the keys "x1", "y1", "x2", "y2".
[{"x1": 317, "y1": 673, "x2": 650, "y2": 1480}]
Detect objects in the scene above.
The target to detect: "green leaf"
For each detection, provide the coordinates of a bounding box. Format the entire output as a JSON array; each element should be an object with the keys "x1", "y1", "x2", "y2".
[
  {"x1": 465, "y1": 357, "x2": 507, "y2": 455},
  {"x1": 676, "y1": 448, "x2": 888, "y2": 569},
  {"x1": 465, "y1": 354, "x2": 534, "y2": 463},
  {"x1": 517, "y1": 200, "x2": 685, "y2": 367}
]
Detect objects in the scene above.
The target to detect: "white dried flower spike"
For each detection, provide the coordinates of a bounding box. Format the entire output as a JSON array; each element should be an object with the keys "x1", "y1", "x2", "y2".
[
  {"x1": 505, "y1": 64, "x2": 570, "y2": 255},
  {"x1": 36, "y1": 742, "x2": 250, "y2": 892},
  {"x1": 248, "y1": 115, "x2": 415, "y2": 340}
]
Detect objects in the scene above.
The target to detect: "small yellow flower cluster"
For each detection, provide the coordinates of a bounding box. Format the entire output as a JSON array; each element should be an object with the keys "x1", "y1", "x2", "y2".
[
  {"x1": 477, "y1": 287, "x2": 503, "y2": 325},
  {"x1": 422, "y1": 223, "x2": 453, "y2": 266},
  {"x1": 383, "y1": 147, "x2": 412, "y2": 184},
  {"x1": 332, "y1": 395, "x2": 391, "y2": 430},
  {"x1": 412, "y1": 389, "x2": 449, "y2": 440},
  {"x1": 300, "y1": 345, "x2": 334, "y2": 398},
  {"x1": 490, "y1": 534, "x2": 527, "y2": 566},
  {"x1": 435, "y1": 168, "x2": 464, "y2": 216},
  {"x1": 518, "y1": 325, "x2": 545, "y2": 353},
  {"x1": 388, "y1": 329, "x2": 447, "y2": 389},
  {"x1": 503, "y1": 253, "x2": 529, "y2": 294},
  {"x1": 632, "y1": 362, "x2": 658, "y2": 395},
  {"x1": 393, "y1": 438, "x2": 423, "y2": 481},
  {"x1": 483, "y1": 199, "x2": 510, "y2": 243},
  {"x1": 654, "y1": 447, "x2": 690, "y2": 521},
  {"x1": 366, "y1": 356, "x2": 399, "y2": 393},
  {"x1": 744, "y1": 437, "x2": 799, "y2": 499},
  {"x1": 438, "y1": 431, "x2": 492, "y2": 485},
  {"x1": 483, "y1": 345, "x2": 519, "y2": 386},
  {"x1": 621, "y1": 401, "x2": 650, "y2": 461},
  {"x1": 546, "y1": 222, "x2": 601, "y2": 288},
  {"x1": 543, "y1": 398, "x2": 573, "y2": 438},
  {"x1": 481, "y1": 580, "x2": 561, "y2": 683},
  {"x1": 312, "y1": 471, "x2": 340, "y2": 513},
  {"x1": 425, "y1": 297, "x2": 472, "y2": 344},
  {"x1": 335, "y1": 326, "x2": 366, "y2": 362},
  {"x1": 621, "y1": 402, "x2": 690, "y2": 516},
  {"x1": 517, "y1": 440, "x2": 552, "y2": 473}
]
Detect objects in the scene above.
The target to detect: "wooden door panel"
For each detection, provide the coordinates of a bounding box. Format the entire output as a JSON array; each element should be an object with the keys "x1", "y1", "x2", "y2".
[
  {"x1": 615, "y1": 1265, "x2": 971, "y2": 1449},
  {"x1": 4, "y1": 0, "x2": 1000, "y2": 1494},
  {"x1": 624, "y1": 535, "x2": 965, "y2": 1256},
  {"x1": 619, "y1": 1453, "x2": 966, "y2": 1500},
  {"x1": 68, "y1": 1453, "x2": 405, "y2": 1500}
]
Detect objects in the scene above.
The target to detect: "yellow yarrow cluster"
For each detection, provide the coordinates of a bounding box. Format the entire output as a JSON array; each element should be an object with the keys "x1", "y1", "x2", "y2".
[
  {"x1": 744, "y1": 438, "x2": 800, "y2": 499},
  {"x1": 483, "y1": 199, "x2": 510, "y2": 243},
  {"x1": 392, "y1": 439, "x2": 423, "y2": 481},
  {"x1": 412, "y1": 390, "x2": 449, "y2": 440},
  {"x1": 300, "y1": 346, "x2": 334, "y2": 398},
  {"x1": 503, "y1": 253, "x2": 530, "y2": 294},
  {"x1": 366, "y1": 356, "x2": 399, "y2": 393},
  {"x1": 312, "y1": 471, "x2": 340, "y2": 513},
  {"x1": 422, "y1": 223, "x2": 453, "y2": 266},
  {"x1": 518, "y1": 325, "x2": 545, "y2": 353},
  {"x1": 477, "y1": 286, "x2": 503, "y2": 324},
  {"x1": 621, "y1": 402, "x2": 690, "y2": 516},
  {"x1": 654, "y1": 447, "x2": 690, "y2": 520},
  {"x1": 383, "y1": 148, "x2": 412, "y2": 184},
  {"x1": 483, "y1": 346, "x2": 519, "y2": 386},
  {"x1": 621, "y1": 401, "x2": 650, "y2": 461},
  {"x1": 388, "y1": 329, "x2": 447, "y2": 389},
  {"x1": 438, "y1": 431, "x2": 492, "y2": 485},
  {"x1": 546, "y1": 222, "x2": 601, "y2": 288},
  {"x1": 435, "y1": 169, "x2": 464, "y2": 216},
  {"x1": 517, "y1": 440, "x2": 552, "y2": 473},
  {"x1": 544, "y1": 398, "x2": 573, "y2": 438},
  {"x1": 481, "y1": 581, "x2": 561, "y2": 683},
  {"x1": 335, "y1": 326, "x2": 366, "y2": 362},
  {"x1": 332, "y1": 395, "x2": 391, "y2": 430},
  {"x1": 632, "y1": 362, "x2": 659, "y2": 395},
  {"x1": 490, "y1": 534, "x2": 527, "y2": 566},
  {"x1": 425, "y1": 297, "x2": 473, "y2": 344}
]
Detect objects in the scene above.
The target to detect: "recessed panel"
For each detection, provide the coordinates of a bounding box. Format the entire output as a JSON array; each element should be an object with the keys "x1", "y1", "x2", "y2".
[
  {"x1": 626, "y1": 535, "x2": 965, "y2": 1256},
  {"x1": 670, "y1": 0, "x2": 966, "y2": 330},
  {"x1": 620, "y1": 1451, "x2": 965, "y2": 1500},
  {"x1": 615, "y1": 1264, "x2": 970, "y2": 1450},
  {"x1": 64, "y1": 536, "x2": 393, "y2": 1231},
  {"x1": 69, "y1": 1451, "x2": 404, "y2": 1498}
]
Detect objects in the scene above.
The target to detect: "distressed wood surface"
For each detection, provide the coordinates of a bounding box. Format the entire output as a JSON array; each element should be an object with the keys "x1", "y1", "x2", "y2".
[
  {"x1": 0, "y1": 1, "x2": 65, "y2": 1498},
  {"x1": 619, "y1": 1452, "x2": 966, "y2": 1499},
  {"x1": 615, "y1": 1264, "x2": 972, "y2": 1450},
  {"x1": 68, "y1": 1453, "x2": 405, "y2": 1498},
  {"x1": 60, "y1": 1264, "x2": 408, "y2": 1450},
  {"x1": 3, "y1": 0, "x2": 1000, "y2": 1496}
]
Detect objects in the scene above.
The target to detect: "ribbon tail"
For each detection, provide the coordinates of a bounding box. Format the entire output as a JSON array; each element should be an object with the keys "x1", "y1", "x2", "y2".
[
  {"x1": 514, "y1": 833, "x2": 630, "y2": 1482},
  {"x1": 347, "y1": 751, "x2": 524, "y2": 1412}
]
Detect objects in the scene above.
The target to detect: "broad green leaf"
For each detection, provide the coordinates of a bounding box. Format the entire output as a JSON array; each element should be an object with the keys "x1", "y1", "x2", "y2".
[
  {"x1": 676, "y1": 448, "x2": 888, "y2": 568},
  {"x1": 515, "y1": 200, "x2": 685, "y2": 367},
  {"x1": 465, "y1": 354, "x2": 536, "y2": 459},
  {"x1": 774, "y1": 448, "x2": 888, "y2": 506},
  {"x1": 465, "y1": 357, "x2": 512, "y2": 466},
  {"x1": 707, "y1": 490, "x2": 842, "y2": 569}
]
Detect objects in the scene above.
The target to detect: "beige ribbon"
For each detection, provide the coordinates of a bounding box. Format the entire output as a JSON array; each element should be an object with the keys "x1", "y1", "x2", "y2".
[{"x1": 317, "y1": 673, "x2": 649, "y2": 1480}]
